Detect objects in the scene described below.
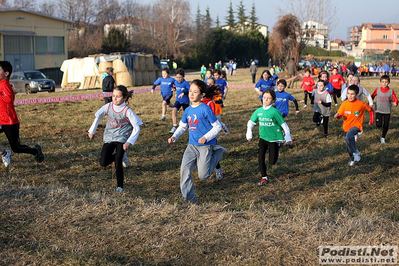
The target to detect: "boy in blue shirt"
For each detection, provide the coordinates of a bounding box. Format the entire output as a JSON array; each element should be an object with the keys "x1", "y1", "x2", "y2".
[
  {"x1": 274, "y1": 79, "x2": 300, "y2": 117},
  {"x1": 168, "y1": 79, "x2": 227, "y2": 203},
  {"x1": 151, "y1": 68, "x2": 176, "y2": 121},
  {"x1": 170, "y1": 68, "x2": 190, "y2": 133}
]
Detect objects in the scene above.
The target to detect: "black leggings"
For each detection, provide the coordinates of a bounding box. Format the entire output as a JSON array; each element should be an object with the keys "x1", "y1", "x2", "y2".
[
  {"x1": 333, "y1": 89, "x2": 342, "y2": 104},
  {"x1": 0, "y1": 124, "x2": 37, "y2": 155},
  {"x1": 313, "y1": 112, "x2": 329, "y2": 135},
  {"x1": 100, "y1": 142, "x2": 125, "y2": 188},
  {"x1": 258, "y1": 138, "x2": 280, "y2": 177},
  {"x1": 376, "y1": 113, "x2": 391, "y2": 138},
  {"x1": 304, "y1": 91, "x2": 314, "y2": 105}
]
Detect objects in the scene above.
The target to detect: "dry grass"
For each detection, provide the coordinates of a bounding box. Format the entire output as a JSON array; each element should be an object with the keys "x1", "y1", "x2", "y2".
[{"x1": 1, "y1": 68, "x2": 399, "y2": 265}]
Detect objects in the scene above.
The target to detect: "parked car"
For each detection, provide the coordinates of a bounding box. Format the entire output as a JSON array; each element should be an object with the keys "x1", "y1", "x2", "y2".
[
  {"x1": 10, "y1": 70, "x2": 56, "y2": 94},
  {"x1": 160, "y1": 59, "x2": 170, "y2": 70}
]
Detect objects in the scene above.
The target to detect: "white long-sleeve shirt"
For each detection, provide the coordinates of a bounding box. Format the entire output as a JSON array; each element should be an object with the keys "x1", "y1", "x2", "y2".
[{"x1": 88, "y1": 102, "x2": 143, "y2": 145}]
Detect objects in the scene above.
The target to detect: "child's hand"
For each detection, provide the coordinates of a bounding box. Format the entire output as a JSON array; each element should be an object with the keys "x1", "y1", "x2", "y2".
[
  {"x1": 247, "y1": 138, "x2": 252, "y2": 142},
  {"x1": 178, "y1": 94, "x2": 183, "y2": 98},
  {"x1": 258, "y1": 91, "x2": 263, "y2": 96},
  {"x1": 123, "y1": 142, "x2": 131, "y2": 151},
  {"x1": 394, "y1": 102, "x2": 398, "y2": 107},
  {"x1": 88, "y1": 133, "x2": 94, "y2": 140},
  {"x1": 198, "y1": 136, "x2": 207, "y2": 144},
  {"x1": 168, "y1": 137, "x2": 175, "y2": 144},
  {"x1": 334, "y1": 113, "x2": 342, "y2": 119},
  {"x1": 151, "y1": 89, "x2": 154, "y2": 94},
  {"x1": 285, "y1": 141, "x2": 293, "y2": 146},
  {"x1": 295, "y1": 110, "x2": 300, "y2": 115}
]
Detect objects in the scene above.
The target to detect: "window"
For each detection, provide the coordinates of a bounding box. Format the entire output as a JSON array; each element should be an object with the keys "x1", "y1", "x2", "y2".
[
  {"x1": 382, "y1": 35, "x2": 389, "y2": 39},
  {"x1": 35, "y1": 36, "x2": 64, "y2": 54},
  {"x1": 397, "y1": 35, "x2": 399, "y2": 39}
]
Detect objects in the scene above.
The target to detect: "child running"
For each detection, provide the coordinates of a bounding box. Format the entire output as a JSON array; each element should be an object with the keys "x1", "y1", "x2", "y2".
[
  {"x1": 246, "y1": 89, "x2": 293, "y2": 186},
  {"x1": 255, "y1": 70, "x2": 275, "y2": 102},
  {"x1": 371, "y1": 75, "x2": 398, "y2": 144},
  {"x1": 170, "y1": 68, "x2": 190, "y2": 134},
  {"x1": 313, "y1": 80, "x2": 332, "y2": 137},
  {"x1": 88, "y1": 85, "x2": 143, "y2": 193},
  {"x1": 206, "y1": 77, "x2": 229, "y2": 134},
  {"x1": 274, "y1": 79, "x2": 300, "y2": 118},
  {"x1": 300, "y1": 69, "x2": 315, "y2": 108},
  {"x1": 334, "y1": 85, "x2": 374, "y2": 167},
  {"x1": 168, "y1": 80, "x2": 227, "y2": 203},
  {"x1": 0, "y1": 61, "x2": 44, "y2": 166},
  {"x1": 329, "y1": 67, "x2": 345, "y2": 106},
  {"x1": 151, "y1": 68, "x2": 176, "y2": 121},
  {"x1": 214, "y1": 69, "x2": 228, "y2": 101}
]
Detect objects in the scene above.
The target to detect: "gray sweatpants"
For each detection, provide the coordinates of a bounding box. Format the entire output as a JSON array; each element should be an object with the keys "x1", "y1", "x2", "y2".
[
  {"x1": 180, "y1": 144, "x2": 227, "y2": 202},
  {"x1": 345, "y1": 127, "x2": 360, "y2": 160}
]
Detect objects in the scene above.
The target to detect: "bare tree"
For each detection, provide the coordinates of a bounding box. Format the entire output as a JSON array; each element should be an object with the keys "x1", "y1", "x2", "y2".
[
  {"x1": 120, "y1": 0, "x2": 140, "y2": 18},
  {"x1": 275, "y1": 0, "x2": 337, "y2": 31},
  {"x1": 269, "y1": 14, "x2": 304, "y2": 64},
  {"x1": 12, "y1": 0, "x2": 37, "y2": 9},
  {"x1": 39, "y1": 2, "x2": 60, "y2": 17},
  {"x1": 0, "y1": 0, "x2": 9, "y2": 7},
  {"x1": 96, "y1": 0, "x2": 122, "y2": 25},
  {"x1": 153, "y1": 0, "x2": 192, "y2": 58}
]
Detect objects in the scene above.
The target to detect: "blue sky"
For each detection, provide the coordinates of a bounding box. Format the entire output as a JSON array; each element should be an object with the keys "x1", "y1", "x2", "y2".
[{"x1": 138, "y1": 0, "x2": 399, "y2": 40}]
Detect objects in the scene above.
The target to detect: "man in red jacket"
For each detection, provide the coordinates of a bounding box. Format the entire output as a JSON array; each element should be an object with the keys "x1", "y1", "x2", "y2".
[{"x1": 0, "y1": 61, "x2": 44, "y2": 166}]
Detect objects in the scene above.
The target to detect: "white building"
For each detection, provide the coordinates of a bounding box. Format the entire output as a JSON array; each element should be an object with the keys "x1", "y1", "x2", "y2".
[{"x1": 301, "y1": 20, "x2": 329, "y2": 49}]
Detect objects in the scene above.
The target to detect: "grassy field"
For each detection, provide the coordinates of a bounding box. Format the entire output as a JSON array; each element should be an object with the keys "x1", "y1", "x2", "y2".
[{"x1": 1, "y1": 68, "x2": 398, "y2": 265}]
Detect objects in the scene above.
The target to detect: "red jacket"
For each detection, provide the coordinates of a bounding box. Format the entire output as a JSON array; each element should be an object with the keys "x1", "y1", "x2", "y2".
[
  {"x1": 201, "y1": 98, "x2": 216, "y2": 114},
  {"x1": 329, "y1": 74, "x2": 345, "y2": 90},
  {"x1": 0, "y1": 79, "x2": 20, "y2": 125},
  {"x1": 300, "y1": 76, "x2": 315, "y2": 92}
]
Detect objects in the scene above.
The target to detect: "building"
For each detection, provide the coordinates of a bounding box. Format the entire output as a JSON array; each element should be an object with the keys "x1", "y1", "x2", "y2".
[
  {"x1": 301, "y1": 20, "x2": 329, "y2": 49},
  {"x1": 348, "y1": 26, "x2": 361, "y2": 47},
  {"x1": 220, "y1": 22, "x2": 269, "y2": 39},
  {"x1": 0, "y1": 8, "x2": 72, "y2": 71},
  {"x1": 358, "y1": 23, "x2": 399, "y2": 50}
]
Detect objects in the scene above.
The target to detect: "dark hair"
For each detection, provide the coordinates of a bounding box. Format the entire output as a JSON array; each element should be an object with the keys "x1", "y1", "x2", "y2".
[
  {"x1": 191, "y1": 79, "x2": 208, "y2": 93},
  {"x1": 207, "y1": 77, "x2": 216, "y2": 85},
  {"x1": 114, "y1": 85, "x2": 133, "y2": 103},
  {"x1": 0, "y1": 61, "x2": 13, "y2": 79},
  {"x1": 206, "y1": 69, "x2": 213, "y2": 74},
  {"x1": 347, "y1": 84, "x2": 359, "y2": 95},
  {"x1": 318, "y1": 71, "x2": 329, "y2": 80},
  {"x1": 202, "y1": 85, "x2": 217, "y2": 99},
  {"x1": 261, "y1": 69, "x2": 271, "y2": 79},
  {"x1": 214, "y1": 69, "x2": 222, "y2": 76},
  {"x1": 380, "y1": 74, "x2": 390, "y2": 83},
  {"x1": 106, "y1": 67, "x2": 114, "y2": 73},
  {"x1": 162, "y1": 68, "x2": 170, "y2": 74},
  {"x1": 277, "y1": 79, "x2": 287, "y2": 88},
  {"x1": 305, "y1": 69, "x2": 311, "y2": 73},
  {"x1": 263, "y1": 88, "x2": 276, "y2": 101},
  {"x1": 317, "y1": 79, "x2": 328, "y2": 86},
  {"x1": 176, "y1": 68, "x2": 185, "y2": 77},
  {"x1": 221, "y1": 70, "x2": 227, "y2": 81}
]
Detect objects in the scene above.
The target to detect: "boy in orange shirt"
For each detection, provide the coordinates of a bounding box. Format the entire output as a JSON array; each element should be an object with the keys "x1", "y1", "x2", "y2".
[{"x1": 334, "y1": 85, "x2": 374, "y2": 166}]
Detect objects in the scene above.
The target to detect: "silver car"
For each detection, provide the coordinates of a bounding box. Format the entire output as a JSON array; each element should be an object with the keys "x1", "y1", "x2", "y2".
[{"x1": 10, "y1": 70, "x2": 56, "y2": 94}]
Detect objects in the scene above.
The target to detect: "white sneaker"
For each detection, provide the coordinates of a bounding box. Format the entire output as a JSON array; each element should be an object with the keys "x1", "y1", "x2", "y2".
[
  {"x1": 169, "y1": 126, "x2": 177, "y2": 134},
  {"x1": 160, "y1": 115, "x2": 166, "y2": 121},
  {"x1": 303, "y1": 104, "x2": 307, "y2": 108},
  {"x1": 353, "y1": 152, "x2": 361, "y2": 162},
  {"x1": 348, "y1": 161, "x2": 355, "y2": 167},
  {"x1": 335, "y1": 103, "x2": 338, "y2": 106},
  {"x1": 122, "y1": 151, "x2": 129, "y2": 168},
  {"x1": 380, "y1": 137, "x2": 386, "y2": 144},
  {"x1": 215, "y1": 167, "x2": 223, "y2": 179},
  {"x1": 2, "y1": 149, "x2": 11, "y2": 167},
  {"x1": 115, "y1": 187, "x2": 124, "y2": 193}
]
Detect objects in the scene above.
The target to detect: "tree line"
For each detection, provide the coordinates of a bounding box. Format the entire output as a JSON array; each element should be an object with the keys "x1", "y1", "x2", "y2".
[{"x1": 1, "y1": 0, "x2": 270, "y2": 68}]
